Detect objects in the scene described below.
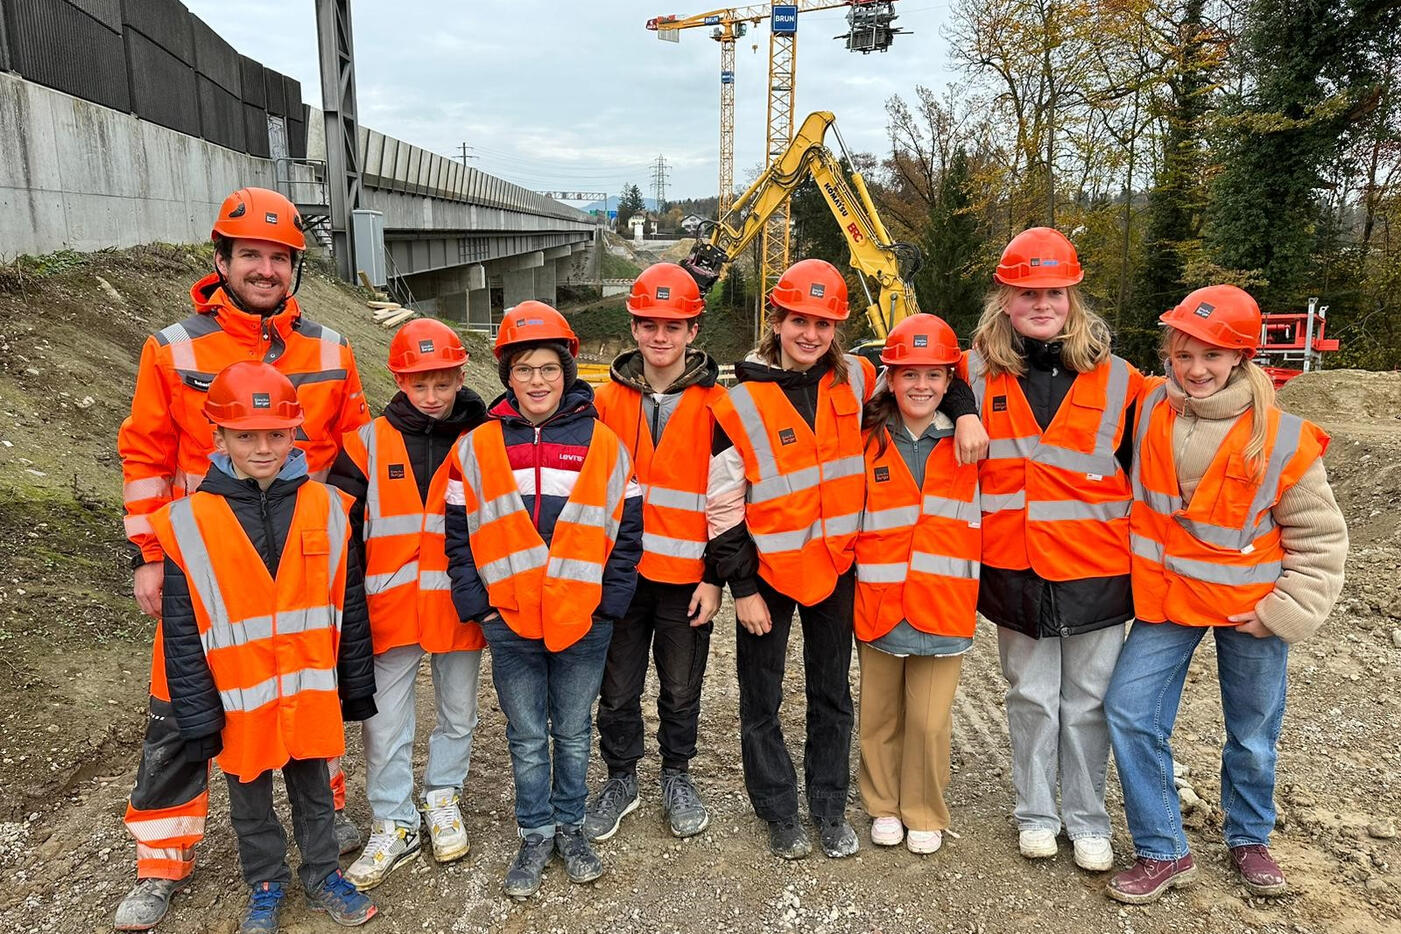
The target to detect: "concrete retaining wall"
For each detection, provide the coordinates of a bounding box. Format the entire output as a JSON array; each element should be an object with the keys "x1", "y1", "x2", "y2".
[{"x1": 0, "y1": 72, "x2": 316, "y2": 257}]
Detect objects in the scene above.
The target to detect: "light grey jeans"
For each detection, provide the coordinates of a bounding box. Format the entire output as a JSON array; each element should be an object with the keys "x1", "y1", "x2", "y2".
[
  {"x1": 996, "y1": 624, "x2": 1126, "y2": 840},
  {"x1": 362, "y1": 644, "x2": 483, "y2": 828}
]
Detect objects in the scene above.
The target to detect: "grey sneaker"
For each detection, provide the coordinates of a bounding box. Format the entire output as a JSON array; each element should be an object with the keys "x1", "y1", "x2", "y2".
[
  {"x1": 503, "y1": 833, "x2": 555, "y2": 899},
  {"x1": 334, "y1": 810, "x2": 362, "y2": 856},
  {"x1": 554, "y1": 826, "x2": 604, "y2": 883},
  {"x1": 815, "y1": 816, "x2": 859, "y2": 858},
  {"x1": 114, "y1": 877, "x2": 179, "y2": 931},
  {"x1": 583, "y1": 773, "x2": 639, "y2": 842},
  {"x1": 660, "y1": 768, "x2": 710, "y2": 838}
]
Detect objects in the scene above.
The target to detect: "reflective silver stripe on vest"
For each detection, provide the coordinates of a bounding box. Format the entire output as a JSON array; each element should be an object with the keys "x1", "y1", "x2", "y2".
[
  {"x1": 1027, "y1": 499, "x2": 1130, "y2": 522},
  {"x1": 823, "y1": 455, "x2": 865, "y2": 481},
  {"x1": 318, "y1": 325, "x2": 344, "y2": 372},
  {"x1": 981, "y1": 491, "x2": 1026, "y2": 512},
  {"x1": 642, "y1": 533, "x2": 708, "y2": 560},
  {"x1": 360, "y1": 420, "x2": 428, "y2": 540},
  {"x1": 603, "y1": 440, "x2": 633, "y2": 544},
  {"x1": 967, "y1": 350, "x2": 987, "y2": 413},
  {"x1": 545, "y1": 556, "x2": 607, "y2": 584},
  {"x1": 909, "y1": 551, "x2": 980, "y2": 579},
  {"x1": 861, "y1": 504, "x2": 920, "y2": 532},
  {"x1": 219, "y1": 666, "x2": 338, "y2": 715},
  {"x1": 824, "y1": 511, "x2": 861, "y2": 537},
  {"x1": 643, "y1": 484, "x2": 706, "y2": 512},
  {"x1": 857, "y1": 561, "x2": 907, "y2": 583},
  {"x1": 199, "y1": 606, "x2": 335, "y2": 653},
  {"x1": 423, "y1": 514, "x2": 445, "y2": 535},
  {"x1": 1131, "y1": 533, "x2": 1163, "y2": 563},
  {"x1": 751, "y1": 518, "x2": 823, "y2": 553},
  {"x1": 752, "y1": 465, "x2": 821, "y2": 504},
  {"x1": 727, "y1": 384, "x2": 781, "y2": 486},
  {"x1": 988, "y1": 436, "x2": 1038, "y2": 459},
  {"x1": 419, "y1": 571, "x2": 453, "y2": 592},
  {"x1": 1164, "y1": 554, "x2": 1284, "y2": 586},
  {"x1": 366, "y1": 560, "x2": 420, "y2": 595},
  {"x1": 922, "y1": 495, "x2": 982, "y2": 525},
  {"x1": 478, "y1": 546, "x2": 550, "y2": 586},
  {"x1": 457, "y1": 435, "x2": 549, "y2": 586},
  {"x1": 845, "y1": 354, "x2": 867, "y2": 411}
]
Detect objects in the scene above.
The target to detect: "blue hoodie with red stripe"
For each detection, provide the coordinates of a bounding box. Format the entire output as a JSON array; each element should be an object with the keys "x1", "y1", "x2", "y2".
[{"x1": 444, "y1": 380, "x2": 644, "y2": 628}]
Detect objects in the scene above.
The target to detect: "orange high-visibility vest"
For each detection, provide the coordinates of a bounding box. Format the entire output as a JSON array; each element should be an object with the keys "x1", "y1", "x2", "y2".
[
  {"x1": 343, "y1": 418, "x2": 485, "y2": 655},
  {"x1": 595, "y1": 381, "x2": 723, "y2": 585},
  {"x1": 854, "y1": 428, "x2": 981, "y2": 642},
  {"x1": 454, "y1": 420, "x2": 632, "y2": 651},
  {"x1": 711, "y1": 354, "x2": 874, "y2": 606},
  {"x1": 150, "y1": 481, "x2": 351, "y2": 782},
  {"x1": 1129, "y1": 381, "x2": 1328, "y2": 627},
  {"x1": 962, "y1": 351, "x2": 1142, "y2": 580}
]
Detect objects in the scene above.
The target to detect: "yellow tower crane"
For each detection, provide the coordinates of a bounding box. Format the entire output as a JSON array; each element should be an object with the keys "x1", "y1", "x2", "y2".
[{"x1": 647, "y1": 2, "x2": 906, "y2": 296}]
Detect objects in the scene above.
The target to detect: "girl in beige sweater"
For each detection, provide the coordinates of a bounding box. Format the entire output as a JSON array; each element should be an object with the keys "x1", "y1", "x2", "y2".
[{"x1": 1103, "y1": 284, "x2": 1347, "y2": 905}]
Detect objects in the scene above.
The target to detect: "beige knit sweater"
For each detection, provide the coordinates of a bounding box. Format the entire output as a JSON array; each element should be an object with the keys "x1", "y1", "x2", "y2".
[{"x1": 1167, "y1": 371, "x2": 1348, "y2": 643}]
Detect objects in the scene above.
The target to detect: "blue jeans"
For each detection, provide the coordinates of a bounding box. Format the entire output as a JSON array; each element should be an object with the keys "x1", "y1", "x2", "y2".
[
  {"x1": 482, "y1": 618, "x2": 613, "y2": 838},
  {"x1": 1105, "y1": 621, "x2": 1289, "y2": 860}
]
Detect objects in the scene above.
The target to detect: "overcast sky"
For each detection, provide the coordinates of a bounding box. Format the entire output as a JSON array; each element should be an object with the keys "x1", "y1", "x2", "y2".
[{"x1": 182, "y1": 1, "x2": 958, "y2": 206}]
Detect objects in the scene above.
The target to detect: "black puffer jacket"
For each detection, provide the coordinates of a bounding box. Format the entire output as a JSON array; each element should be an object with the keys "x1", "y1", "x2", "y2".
[
  {"x1": 161, "y1": 456, "x2": 377, "y2": 753},
  {"x1": 976, "y1": 338, "x2": 1138, "y2": 639},
  {"x1": 327, "y1": 386, "x2": 488, "y2": 551}
]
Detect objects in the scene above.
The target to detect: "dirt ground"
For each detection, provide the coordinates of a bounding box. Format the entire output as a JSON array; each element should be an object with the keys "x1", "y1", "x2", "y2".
[{"x1": 1, "y1": 249, "x2": 1398, "y2": 933}]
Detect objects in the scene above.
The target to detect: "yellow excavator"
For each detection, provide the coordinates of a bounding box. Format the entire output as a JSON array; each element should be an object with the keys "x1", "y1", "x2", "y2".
[{"x1": 680, "y1": 110, "x2": 924, "y2": 345}]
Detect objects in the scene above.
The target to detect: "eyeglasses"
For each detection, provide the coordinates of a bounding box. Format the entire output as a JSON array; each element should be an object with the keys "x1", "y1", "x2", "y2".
[{"x1": 510, "y1": 363, "x2": 564, "y2": 382}]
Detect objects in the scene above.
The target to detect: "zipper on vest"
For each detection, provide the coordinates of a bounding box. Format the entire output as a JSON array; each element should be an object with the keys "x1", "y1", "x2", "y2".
[
  {"x1": 259, "y1": 489, "x2": 277, "y2": 575},
  {"x1": 532, "y1": 426, "x2": 543, "y2": 526}
]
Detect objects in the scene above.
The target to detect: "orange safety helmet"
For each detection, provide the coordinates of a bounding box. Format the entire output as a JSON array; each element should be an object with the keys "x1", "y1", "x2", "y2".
[
  {"x1": 494, "y1": 300, "x2": 580, "y2": 359},
  {"x1": 626, "y1": 262, "x2": 706, "y2": 319},
  {"x1": 994, "y1": 227, "x2": 1083, "y2": 288},
  {"x1": 388, "y1": 318, "x2": 469, "y2": 373},
  {"x1": 204, "y1": 361, "x2": 305, "y2": 429},
  {"x1": 880, "y1": 313, "x2": 962, "y2": 367},
  {"x1": 211, "y1": 187, "x2": 307, "y2": 253},
  {"x1": 769, "y1": 258, "x2": 850, "y2": 320},
  {"x1": 1159, "y1": 284, "x2": 1261, "y2": 355}
]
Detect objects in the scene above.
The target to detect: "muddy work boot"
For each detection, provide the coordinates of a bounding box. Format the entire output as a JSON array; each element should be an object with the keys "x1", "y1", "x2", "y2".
[
  {"x1": 238, "y1": 882, "x2": 285, "y2": 934},
  {"x1": 582, "y1": 772, "x2": 639, "y2": 843},
  {"x1": 114, "y1": 877, "x2": 180, "y2": 931},
  {"x1": 815, "y1": 816, "x2": 859, "y2": 859},
  {"x1": 307, "y1": 869, "x2": 377, "y2": 926},
  {"x1": 1230, "y1": 844, "x2": 1288, "y2": 896},
  {"x1": 767, "y1": 816, "x2": 811, "y2": 860},
  {"x1": 555, "y1": 826, "x2": 604, "y2": 883},
  {"x1": 503, "y1": 833, "x2": 555, "y2": 899},
  {"x1": 334, "y1": 810, "x2": 362, "y2": 856},
  {"x1": 1106, "y1": 854, "x2": 1198, "y2": 904},
  {"x1": 660, "y1": 768, "x2": 710, "y2": 838}
]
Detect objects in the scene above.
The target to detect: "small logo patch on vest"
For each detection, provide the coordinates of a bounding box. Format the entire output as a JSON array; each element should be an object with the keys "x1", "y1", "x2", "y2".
[
  {"x1": 251, "y1": 392, "x2": 271, "y2": 409},
  {"x1": 388, "y1": 464, "x2": 406, "y2": 479},
  {"x1": 992, "y1": 395, "x2": 1008, "y2": 412},
  {"x1": 656, "y1": 286, "x2": 670, "y2": 300},
  {"x1": 913, "y1": 334, "x2": 928, "y2": 347},
  {"x1": 778, "y1": 428, "x2": 797, "y2": 445},
  {"x1": 1194, "y1": 301, "x2": 1215, "y2": 318},
  {"x1": 418, "y1": 339, "x2": 435, "y2": 353},
  {"x1": 874, "y1": 465, "x2": 890, "y2": 482}
]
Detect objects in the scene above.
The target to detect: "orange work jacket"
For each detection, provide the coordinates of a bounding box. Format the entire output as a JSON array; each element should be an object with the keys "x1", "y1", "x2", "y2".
[
  {"x1": 1129, "y1": 381, "x2": 1328, "y2": 627},
  {"x1": 453, "y1": 420, "x2": 632, "y2": 651},
  {"x1": 594, "y1": 381, "x2": 724, "y2": 585},
  {"x1": 961, "y1": 351, "x2": 1142, "y2": 581},
  {"x1": 711, "y1": 354, "x2": 875, "y2": 606},
  {"x1": 854, "y1": 427, "x2": 981, "y2": 642},
  {"x1": 150, "y1": 481, "x2": 351, "y2": 782},
  {"x1": 342, "y1": 418, "x2": 485, "y2": 655},
  {"x1": 120, "y1": 272, "x2": 369, "y2": 565}
]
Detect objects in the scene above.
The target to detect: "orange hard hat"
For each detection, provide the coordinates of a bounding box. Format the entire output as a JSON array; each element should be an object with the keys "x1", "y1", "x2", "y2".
[
  {"x1": 204, "y1": 361, "x2": 304, "y2": 429},
  {"x1": 994, "y1": 227, "x2": 1083, "y2": 288},
  {"x1": 211, "y1": 187, "x2": 307, "y2": 252},
  {"x1": 494, "y1": 300, "x2": 580, "y2": 359},
  {"x1": 769, "y1": 258, "x2": 850, "y2": 320},
  {"x1": 1159, "y1": 284, "x2": 1261, "y2": 354},
  {"x1": 626, "y1": 263, "x2": 705, "y2": 319},
  {"x1": 388, "y1": 318, "x2": 469, "y2": 373},
  {"x1": 880, "y1": 313, "x2": 961, "y2": 367}
]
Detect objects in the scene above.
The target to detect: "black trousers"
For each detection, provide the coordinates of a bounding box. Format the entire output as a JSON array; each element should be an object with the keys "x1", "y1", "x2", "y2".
[
  {"x1": 224, "y1": 757, "x2": 338, "y2": 891},
  {"x1": 735, "y1": 570, "x2": 856, "y2": 822},
  {"x1": 596, "y1": 577, "x2": 714, "y2": 775}
]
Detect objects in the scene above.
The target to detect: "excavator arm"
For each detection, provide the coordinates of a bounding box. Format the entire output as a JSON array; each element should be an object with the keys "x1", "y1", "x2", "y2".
[{"x1": 681, "y1": 110, "x2": 922, "y2": 341}]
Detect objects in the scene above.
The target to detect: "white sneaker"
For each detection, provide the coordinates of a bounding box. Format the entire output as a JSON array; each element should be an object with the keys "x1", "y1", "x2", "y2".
[
  {"x1": 344, "y1": 819, "x2": 422, "y2": 890},
  {"x1": 870, "y1": 816, "x2": 904, "y2": 846},
  {"x1": 422, "y1": 788, "x2": 470, "y2": 863},
  {"x1": 1072, "y1": 835, "x2": 1114, "y2": 871},
  {"x1": 906, "y1": 829, "x2": 943, "y2": 854},
  {"x1": 1019, "y1": 827, "x2": 1058, "y2": 858}
]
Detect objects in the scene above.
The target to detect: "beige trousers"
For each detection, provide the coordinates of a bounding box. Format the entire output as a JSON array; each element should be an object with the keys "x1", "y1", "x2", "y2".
[{"x1": 857, "y1": 643, "x2": 963, "y2": 832}]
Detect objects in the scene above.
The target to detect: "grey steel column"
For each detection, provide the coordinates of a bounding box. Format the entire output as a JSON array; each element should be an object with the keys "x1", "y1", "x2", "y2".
[{"x1": 315, "y1": 0, "x2": 363, "y2": 282}]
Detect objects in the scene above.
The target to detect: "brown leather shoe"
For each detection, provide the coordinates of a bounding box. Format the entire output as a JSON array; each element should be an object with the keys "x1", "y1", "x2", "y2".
[
  {"x1": 1230, "y1": 844, "x2": 1287, "y2": 895},
  {"x1": 1106, "y1": 854, "x2": 1199, "y2": 904}
]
